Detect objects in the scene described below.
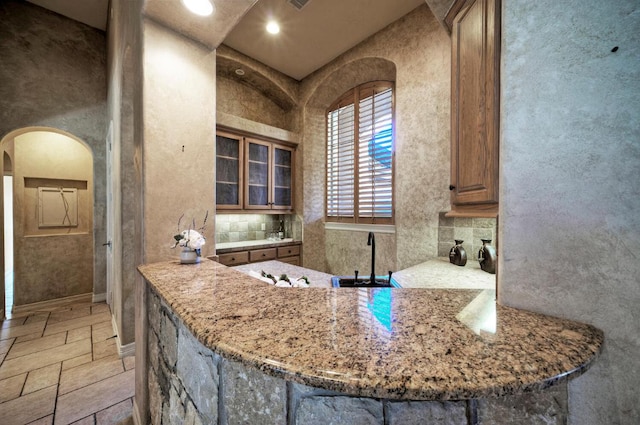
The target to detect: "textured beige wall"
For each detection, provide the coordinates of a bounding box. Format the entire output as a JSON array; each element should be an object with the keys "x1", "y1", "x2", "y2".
[
  {"x1": 299, "y1": 5, "x2": 451, "y2": 275},
  {"x1": 13, "y1": 131, "x2": 93, "y2": 306},
  {"x1": 299, "y1": 107, "x2": 327, "y2": 272},
  {"x1": 0, "y1": 0, "x2": 107, "y2": 306},
  {"x1": 499, "y1": 0, "x2": 640, "y2": 423},
  {"x1": 142, "y1": 19, "x2": 216, "y2": 263}
]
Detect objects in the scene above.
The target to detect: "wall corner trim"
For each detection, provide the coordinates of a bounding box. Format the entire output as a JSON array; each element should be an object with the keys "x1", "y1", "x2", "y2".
[
  {"x1": 132, "y1": 399, "x2": 144, "y2": 425},
  {"x1": 111, "y1": 314, "x2": 136, "y2": 357}
]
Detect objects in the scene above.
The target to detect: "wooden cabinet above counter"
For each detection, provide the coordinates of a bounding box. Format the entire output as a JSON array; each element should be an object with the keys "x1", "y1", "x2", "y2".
[
  {"x1": 448, "y1": 0, "x2": 500, "y2": 217},
  {"x1": 216, "y1": 128, "x2": 295, "y2": 213}
]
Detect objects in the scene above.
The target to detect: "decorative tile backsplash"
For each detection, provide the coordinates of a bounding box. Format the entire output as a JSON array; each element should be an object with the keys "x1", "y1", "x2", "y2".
[
  {"x1": 437, "y1": 213, "x2": 497, "y2": 261},
  {"x1": 215, "y1": 214, "x2": 302, "y2": 244},
  {"x1": 216, "y1": 212, "x2": 494, "y2": 259}
]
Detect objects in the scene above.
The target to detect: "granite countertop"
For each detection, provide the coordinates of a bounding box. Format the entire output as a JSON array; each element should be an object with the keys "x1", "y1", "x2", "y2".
[
  {"x1": 392, "y1": 257, "x2": 495, "y2": 289},
  {"x1": 216, "y1": 238, "x2": 301, "y2": 254},
  {"x1": 137, "y1": 259, "x2": 603, "y2": 401},
  {"x1": 232, "y1": 260, "x2": 333, "y2": 288}
]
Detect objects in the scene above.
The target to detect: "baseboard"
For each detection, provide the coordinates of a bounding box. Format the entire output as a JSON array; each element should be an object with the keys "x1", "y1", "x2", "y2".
[
  {"x1": 111, "y1": 314, "x2": 136, "y2": 357},
  {"x1": 132, "y1": 399, "x2": 144, "y2": 425},
  {"x1": 12, "y1": 293, "x2": 93, "y2": 314},
  {"x1": 92, "y1": 292, "x2": 107, "y2": 303},
  {"x1": 119, "y1": 340, "x2": 136, "y2": 357}
]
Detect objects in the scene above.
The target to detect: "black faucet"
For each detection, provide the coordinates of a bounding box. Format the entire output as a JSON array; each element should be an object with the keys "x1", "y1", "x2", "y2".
[{"x1": 367, "y1": 232, "x2": 375, "y2": 284}]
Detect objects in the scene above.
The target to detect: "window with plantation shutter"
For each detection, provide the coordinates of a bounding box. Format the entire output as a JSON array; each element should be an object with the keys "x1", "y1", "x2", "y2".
[{"x1": 326, "y1": 81, "x2": 394, "y2": 224}]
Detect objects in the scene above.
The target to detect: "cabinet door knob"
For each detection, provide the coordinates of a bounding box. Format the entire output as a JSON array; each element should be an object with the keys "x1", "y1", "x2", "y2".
[
  {"x1": 231, "y1": 257, "x2": 235, "y2": 261},
  {"x1": 449, "y1": 185, "x2": 456, "y2": 191}
]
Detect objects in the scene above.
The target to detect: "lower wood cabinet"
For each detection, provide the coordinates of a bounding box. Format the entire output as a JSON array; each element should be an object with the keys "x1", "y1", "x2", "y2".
[
  {"x1": 217, "y1": 251, "x2": 249, "y2": 266},
  {"x1": 216, "y1": 243, "x2": 302, "y2": 267},
  {"x1": 276, "y1": 245, "x2": 301, "y2": 265},
  {"x1": 249, "y1": 248, "x2": 277, "y2": 262}
]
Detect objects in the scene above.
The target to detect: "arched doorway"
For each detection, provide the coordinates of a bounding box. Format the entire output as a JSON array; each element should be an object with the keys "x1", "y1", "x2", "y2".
[{"x1": 1, "y1": 128, "x2": 94, "y2": 316}]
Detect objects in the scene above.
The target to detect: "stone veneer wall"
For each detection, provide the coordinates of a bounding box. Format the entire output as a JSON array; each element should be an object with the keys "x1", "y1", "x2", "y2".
[{"x1": 147, "y1": 285, "x2": 570, "y2": 425}]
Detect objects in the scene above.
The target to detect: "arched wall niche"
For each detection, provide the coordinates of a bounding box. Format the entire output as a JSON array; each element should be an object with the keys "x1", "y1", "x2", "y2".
[
  {"x1": 0, "y1": 127, "x2": 95, "y2": 309},
  {"x1": 216, "y1": 46, "x2": 300, "y2": 132},
  {"x1": 217, "y1": 48, "x2": 298, "y2": 111}
]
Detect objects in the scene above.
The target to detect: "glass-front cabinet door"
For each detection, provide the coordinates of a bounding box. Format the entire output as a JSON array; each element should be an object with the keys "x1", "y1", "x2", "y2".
[
  {"x1": 216, "y1": 129, "x2": 295, "y2": 212},
  {"x1": 216, "y1": 131, "x2": 243, "y2": 209},
  {"x1": 272, "y1": 145, "x2": 294, "y2": 210},
  {"x1": 245, "y1": 139, "x2": 271, "y2": 209}
]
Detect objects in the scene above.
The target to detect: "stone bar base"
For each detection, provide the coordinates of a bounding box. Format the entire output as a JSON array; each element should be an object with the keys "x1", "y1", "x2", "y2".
[{"x1": 147, "y1": 287, "x2": 568, "y2": 425}]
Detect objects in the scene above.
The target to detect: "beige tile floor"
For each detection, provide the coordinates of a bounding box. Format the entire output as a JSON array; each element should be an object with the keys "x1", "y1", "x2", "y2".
[{"x1": 0, "y1": 299, "x2": 135, "y2": 425}]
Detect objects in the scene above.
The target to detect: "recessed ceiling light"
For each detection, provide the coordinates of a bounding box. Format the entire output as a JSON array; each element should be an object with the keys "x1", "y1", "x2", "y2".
[
  {"x1": 235, "y1": 68, "x2": 245, "y2": 76},
  {"x1": 266, "y1": 21, "x2": 280, "y2": 35},
  {"x1": 182, "y1": 0, "x2": 214, "y2": 17}
]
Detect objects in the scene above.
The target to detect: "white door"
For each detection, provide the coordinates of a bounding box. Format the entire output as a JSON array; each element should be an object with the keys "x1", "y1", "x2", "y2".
[{"x1": 3, "y1": 174, "x2": 13, "y2": 318}]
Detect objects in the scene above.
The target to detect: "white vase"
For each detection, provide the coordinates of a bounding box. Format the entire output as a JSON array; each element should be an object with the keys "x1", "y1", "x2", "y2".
[{"x1": 180, "y1": 248, "x2": 199, "y2": 264}]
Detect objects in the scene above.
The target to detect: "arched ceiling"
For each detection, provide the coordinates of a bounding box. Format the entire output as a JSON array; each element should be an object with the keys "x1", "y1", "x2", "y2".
[{"x1": 216, "y1": 52, "x2": 297, "y2": 111}]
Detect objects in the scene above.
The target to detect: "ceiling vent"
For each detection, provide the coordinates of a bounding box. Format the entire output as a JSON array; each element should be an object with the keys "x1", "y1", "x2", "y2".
[{"x1": 288, "y1": 0, "x2": 311, "y2": 11}]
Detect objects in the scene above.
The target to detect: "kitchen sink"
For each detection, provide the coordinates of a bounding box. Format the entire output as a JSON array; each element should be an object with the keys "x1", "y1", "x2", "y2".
[{"x1": 331, "y1": 276, "x2": 401, "y2": 288}]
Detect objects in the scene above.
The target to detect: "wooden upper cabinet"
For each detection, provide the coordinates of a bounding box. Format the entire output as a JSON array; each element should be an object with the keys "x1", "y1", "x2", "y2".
[
  {"x1": 216, "y1": 128, "x2": 295, "y2": 213},
  {"x1": 244, "y1": 138, "x2": 295, "y2": 211},
  {"x1": 245, "y1": 138, "x2": 272, "y2": 210},
  {"x1": 271, "y1": 144, "x2": 294, "y2": 210},
  {"x1": 449, "y1": 0, "x2": 500, "y2": 217},
  {"x1": 216, "y1": 131, "x2": 244, "y2": 210}
]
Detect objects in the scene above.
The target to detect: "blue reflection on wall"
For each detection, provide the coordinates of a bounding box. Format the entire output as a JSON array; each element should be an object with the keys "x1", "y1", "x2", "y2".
[
  {"x1": 367, "y1": 289, "x2": 393, "y2": 332},
  {"x1": 367, "y1": 127, "x2": 393, "y2": 168}
]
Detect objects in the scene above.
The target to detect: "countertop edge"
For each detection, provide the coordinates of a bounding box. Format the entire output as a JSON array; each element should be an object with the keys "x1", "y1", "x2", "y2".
[
  {"x1": 215, "y1": 239, "x2": 301, "y2": 254},
  {"x1": 137, "y1": 260, "x2": 604, "y2": 401}
]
